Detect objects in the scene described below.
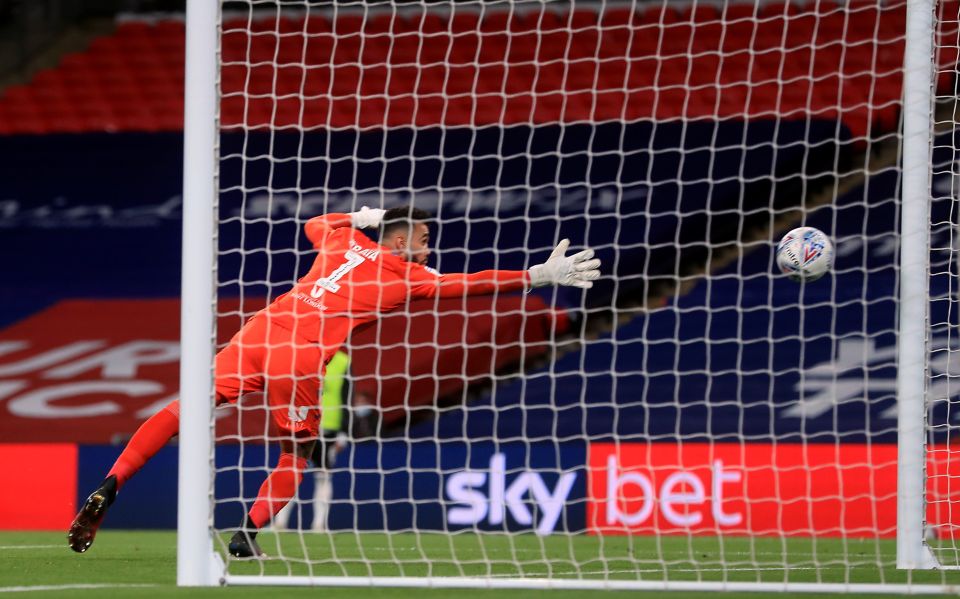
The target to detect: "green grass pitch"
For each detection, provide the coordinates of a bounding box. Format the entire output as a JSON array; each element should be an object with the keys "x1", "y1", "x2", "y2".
[{"x1": 2, "y1": 530, "x2": 959, "y2": 598}]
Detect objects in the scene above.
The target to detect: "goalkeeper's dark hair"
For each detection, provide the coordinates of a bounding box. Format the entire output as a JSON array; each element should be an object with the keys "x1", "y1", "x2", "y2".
[{"x1": 381, "y1": 206, "x2": 432, "y2": 238}]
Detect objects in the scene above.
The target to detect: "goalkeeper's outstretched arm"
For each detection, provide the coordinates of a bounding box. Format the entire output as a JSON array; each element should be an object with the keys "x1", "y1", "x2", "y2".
[
  {"x1": 304, "y1": 207, "x2": 601, "y2": 298},
  {"x1": 409, "y1": 239, "x2": 602, "y2": 299}
]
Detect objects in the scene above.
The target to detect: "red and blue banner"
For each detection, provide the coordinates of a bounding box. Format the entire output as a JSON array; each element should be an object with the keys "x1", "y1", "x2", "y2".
[{"x1": 11, "y1": 439, "x2": 960, "y2": 538}]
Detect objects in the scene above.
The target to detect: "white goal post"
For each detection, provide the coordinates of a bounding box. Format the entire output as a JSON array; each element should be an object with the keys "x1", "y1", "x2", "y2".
[
  {"x1": 179, "y1": 0, "x2": 220, "y2": 587},
  {"x1": 896, "y1": 0, "x2": 937, "y2": 572},
  {"x1": 177, "y1": 0, "x2": 957, "y2": 592}
]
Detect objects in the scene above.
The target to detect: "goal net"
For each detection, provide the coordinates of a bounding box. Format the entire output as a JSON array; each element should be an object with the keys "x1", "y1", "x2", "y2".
[{"x1": 177, "y1": 0, "x2": 960, "y2": 591}]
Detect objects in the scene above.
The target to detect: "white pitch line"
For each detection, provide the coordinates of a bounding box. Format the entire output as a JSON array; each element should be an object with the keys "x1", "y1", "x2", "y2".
[
  {"x1": 0, "y1": 545, "x2": 62, "y2": 550},
  {"x1": 0, "y1": 583, "x2": 156, "y2": 594}
]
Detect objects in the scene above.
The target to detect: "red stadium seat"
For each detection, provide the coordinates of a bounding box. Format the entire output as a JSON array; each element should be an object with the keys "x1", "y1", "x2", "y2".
[
  {"x1": 597, "y1": 59, "x2": 628, "y2": 88},
  {"x1": 473, "y1": 96, "x2": 505, "y2": 124},
  {"x1": 330, "y1": 65, "x2": 360, "y2": 96},
  {"x1": 303, "y1": 34, "x2": 335, "y2": 62},
  {"x1": 504, "y1": 63, "x2": 536, "y2": 94},
  {"x1": 238, "y1": 98, "x2": 273, "y2": 128},
  {"x1": 561, "y1": 90, "x2": 591, "y2": 121},
  {"x1": 333, "y1": 14, "x2": 364, "y2": 35},
  {"x1": 276, "y1": 39, "x2": 308, "y2": 66},
  {"x1": 689, "y1": 54, "x2": 720, "y2": 86},
  {"x1": 384, "y1": 97, "x2": 415, "y2": 126},
  {"x1": 362, "y1": 13, "x2": 395, "y2": 36},
  {"x1": 591, "y1": 89, "x2": 626, "y2": 121},
  {"x1": 155, "y1": 112, "x2": 183, "y2": 131},
  {"x1": 692, "y1": 84, "x2": 721, "y2": 116},
  {"x1": 624, "y1": 90, "x2": 657, "y2": 121},
  {"x1": 220, "y1": 95, "x2": 247, "y2": 126},
  {"x1": 723, "y1": 3, "x2": 757, "y2": 22},
  {"x1": 451, "y1": 11, "x2": 481, "y2": 33},
  {"x1": 532, "y1": 93, "x2": 563, "y2": 123},
  {"x1": 385, "y1": 37, "x2": 416, "y2": 63},
  {"x1": 481, "y1": 11, "x2": 509, "y2": 32},
  {"x1": 715, "y1": 83, "x2": 748, "y2": 117},
  {"x1": 655, "y1": 56, "x2": 691, "y2": 87},
  {"x1": 539, "y1": 10, "x2": 566, "y2": 30},
  {"x1": 443, "y1": 96, "x2": 472, "y2": 124},
  {"x1": 746, "y1": 81, "x2": 781, "y2": 117},
  {"x1": 445, "y1": 65, "x2": 478, "y2": 96},
  {"x1": 763, "y1": 0, "x2": 806, "y2": 19},
  {"x1": 416, "y1": 65, "x2": 444, "y2": 95},
  {"x1": 475, "y1": 64, "x2": 507, "y2": 93},
  {"x1": 507, "y1": 31, "x2": 539, "y2": 62},
  {"x1": 305, "y1": 16, "x2": 331, "y2": 35},
  {"x1": 599, "y1": 29, "x2": 631, "y2": 59},
  {"x1": 566, "y1": 29, "x2": 601, "y2": 60},
  {"x1": 359, "y1": 38, "x2": 390, "y2": 65},
  {"x1": 271, "y1": 95, "x2": 302, "y2": 127},
  {"x1": 600, "y1": 7, "x2": 636, "y2": 29},
  {"x1": 413, "y1": 95, "x2": 446, "y2": 126},
  {"x1": 566, "y1": 64, "x2": 599, "y2": 93},
  {"x1": 0, "y1": 9, "x2": 916, "y2": 135},
  {"x1": 383, "y1": 65, "x2": 415, "y2": 96},
  {"x1": 567, "y1": 9, "x2": 599, "y2": 30},
  {"x1": 692, "y1": 21, "x2": 723, "y2": 52},
  {"x1": 682, "y1": 4, "x2": 720, "y2": 24},
  {"x1": 360, "y1": 66, "x2": 389, "y2": 97},
  {"x1": 12, "y1": 115, "x2": 51, "y2": 134},
  {"x1": 660, "y1": 21, "x2": 695, "y2": 55},
  {"x1": 533, "y1": 62, "x2": 565, "y2": 93},
  {"x1": 395, "y1": 12, "x2": 440, "y2": 34},
  {"x1": 509, "y1": 12, "x2": 539, "y2": 32},
  {"x1": 653, "y1": 88, "x2": 687, "y2": 119},
  {"x1": 626, "y1": 56, "x2": 657, "y2": 89},
  {"x1": 504, "y1": 93, "x2": 533, "y2": 124},
  {"x1": 879, "y1": 4, "x2": 906, "y2": 32},
  {"x1": 48, "y1": 113, "x2": 88, "y2": 133},
  {"x1": 538, "y1": 29, "x2": 570, "y2": 62},
  {"x1": 637, "y1": 5, "x2": 681, "y2": 26},
  {"x1": 422, "y1": 34, "x2": 454, "y2": 64},
  {"x1": 720, "y1": 20, "x2": 755, "y2": 54},
  {"x1": 341, "y1": 98, "x2": 380, "y2": 129},
  {"x1": 448, "y1": 31, "x2": 479, "y2": 64}
]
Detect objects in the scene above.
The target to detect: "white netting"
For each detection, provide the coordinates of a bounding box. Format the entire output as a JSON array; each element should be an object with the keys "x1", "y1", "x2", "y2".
[{"x1": 204, "y1": 0, "x2": 960, "y2": 590}]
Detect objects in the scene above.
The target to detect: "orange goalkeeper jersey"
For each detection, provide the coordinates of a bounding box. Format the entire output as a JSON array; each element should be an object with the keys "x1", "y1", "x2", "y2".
[{"x1": 260, "y1": 213, "x2": 530, "y2": 348}]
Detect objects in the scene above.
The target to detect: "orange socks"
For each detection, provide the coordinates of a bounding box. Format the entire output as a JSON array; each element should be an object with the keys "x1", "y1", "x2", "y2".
[
  {"x1": 247, "y1": 453, "x2": 307, "y2": 529},
  {"x1": 107, "y1": 400, "x2": 180, "y2": 489}
]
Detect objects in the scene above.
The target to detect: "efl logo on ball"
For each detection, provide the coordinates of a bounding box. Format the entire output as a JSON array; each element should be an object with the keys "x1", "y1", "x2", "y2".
[{"x1": 776, "y1": 227, "x2": 834, "y2": 282}]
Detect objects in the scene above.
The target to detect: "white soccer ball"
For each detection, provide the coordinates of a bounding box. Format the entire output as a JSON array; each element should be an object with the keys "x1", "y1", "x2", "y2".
[{"x1": 776, "y1": 227, "x2": 834, "y2": 282}]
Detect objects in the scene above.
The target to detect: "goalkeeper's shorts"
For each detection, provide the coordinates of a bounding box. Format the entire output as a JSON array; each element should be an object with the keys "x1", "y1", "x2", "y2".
[{"x1": 214, "y1": 314, "x2": 325, "y2": 438}]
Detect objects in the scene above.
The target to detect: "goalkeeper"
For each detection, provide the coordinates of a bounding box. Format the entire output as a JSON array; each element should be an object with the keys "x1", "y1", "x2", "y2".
[{"x1": 68, "y1": 206, "x2": 601, "y2": 558}]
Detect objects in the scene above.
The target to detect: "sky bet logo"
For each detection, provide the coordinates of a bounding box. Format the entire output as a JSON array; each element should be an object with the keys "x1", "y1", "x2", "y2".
[{"x1": 444, "y1": 453, "x2": 577, "y2": 536}]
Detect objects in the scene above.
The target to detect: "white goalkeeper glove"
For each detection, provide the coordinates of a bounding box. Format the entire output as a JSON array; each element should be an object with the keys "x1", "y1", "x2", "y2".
[
  {"x1": 349, "y1": 206, "x2": 386, "y2": 229},
  {"x1": 528, "y1": 239, "x2": 602, "y2": 289}
]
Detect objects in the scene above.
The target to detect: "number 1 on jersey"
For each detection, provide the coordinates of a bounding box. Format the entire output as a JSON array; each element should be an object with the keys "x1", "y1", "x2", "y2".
[{"x1": 310, "y1": 250, "x2": 364, "y2": 298}]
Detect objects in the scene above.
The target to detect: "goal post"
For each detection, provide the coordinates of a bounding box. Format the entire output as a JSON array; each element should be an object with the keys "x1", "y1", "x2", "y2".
[
  {"x1": 897, "y1": 0, "x2": 937, "y2": 572},
  {"x1": 176, "y1": 0, "x2": 960, "y2": 592},
  {"x1": 178, "y1": 0, "x2": 222, "y2": 587}
]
